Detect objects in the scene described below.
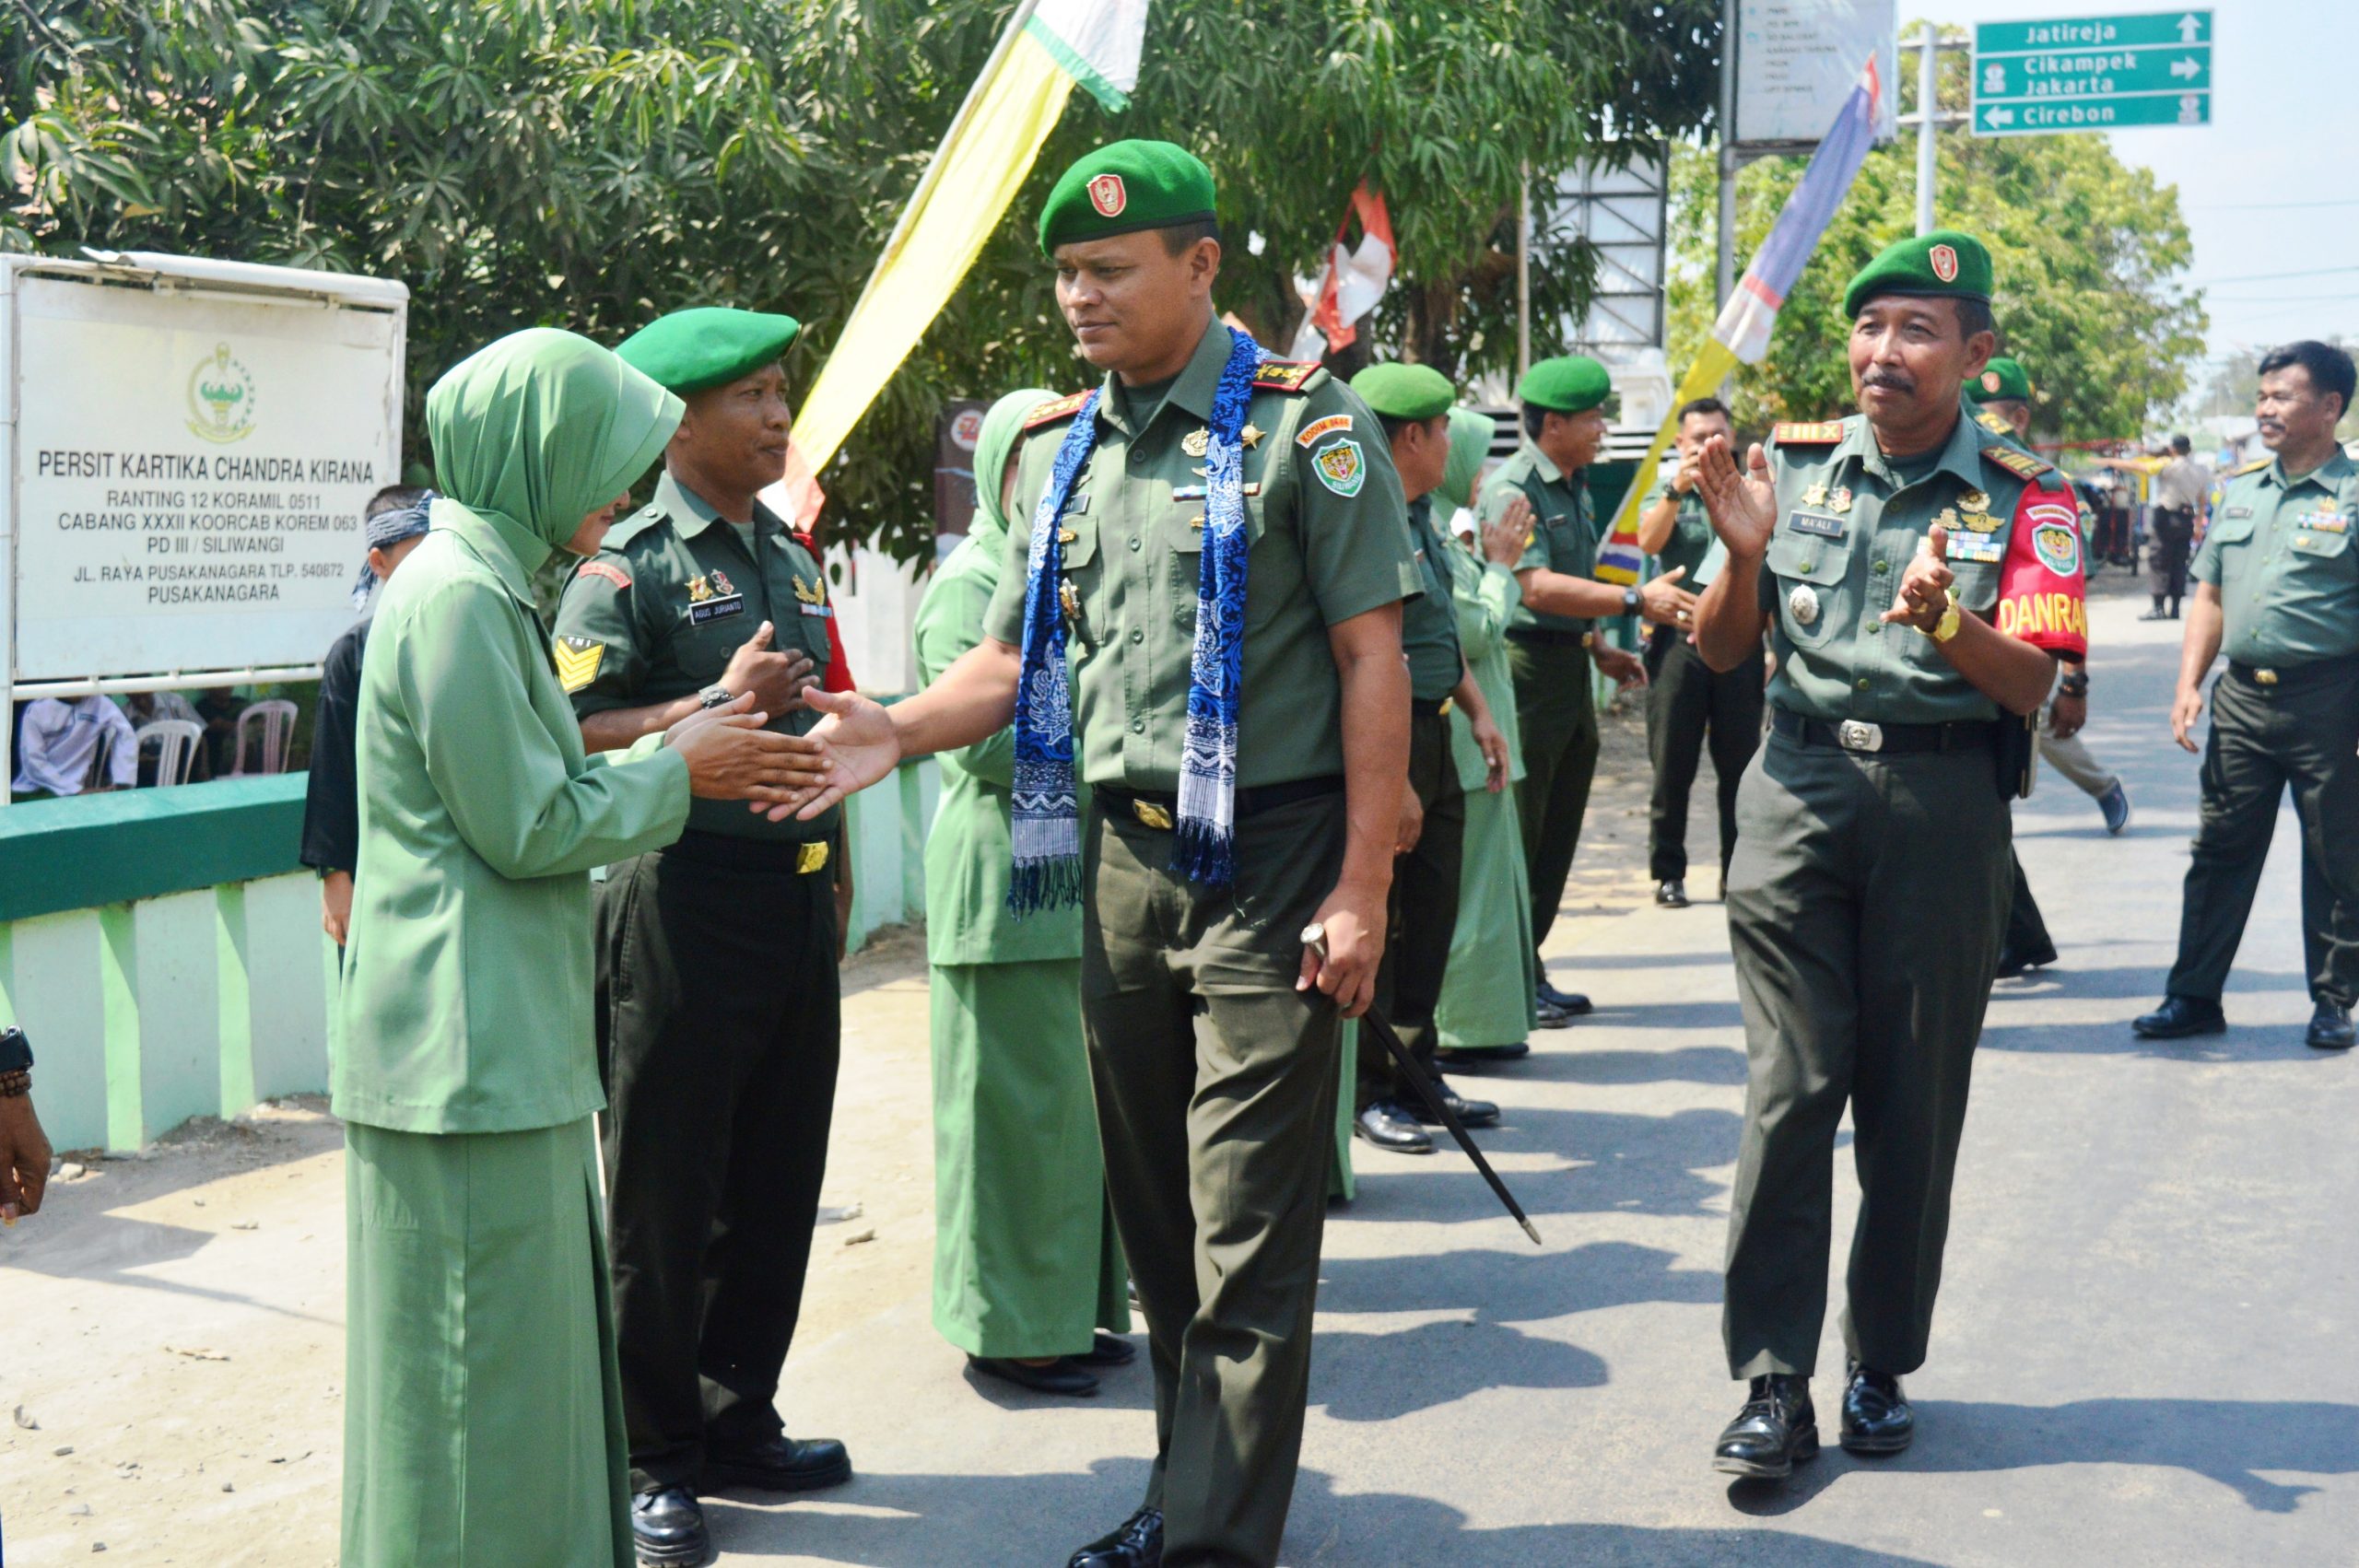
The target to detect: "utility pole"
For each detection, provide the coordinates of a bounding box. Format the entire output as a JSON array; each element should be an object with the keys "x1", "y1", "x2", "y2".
[
  {"x1": 1716, "y1": 0, "x2": 1738, "y2": 306},
  {"x1": 1901, "y1": 22, "x2": 1968, "y2": 235},
  {"x1": 1517, "y1": 168, "x2": 1532, "y2": 380}
]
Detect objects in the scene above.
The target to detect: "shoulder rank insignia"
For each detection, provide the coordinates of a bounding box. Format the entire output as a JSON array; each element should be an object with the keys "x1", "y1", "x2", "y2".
[
  {"x1": 553, "y1": 635, "x2": 604, "y2": 693},
  {"x1": 575, "y1": 558, "x2": 631, "y2": 591},
  {"x1": 1251, "y1": 359, "x2": 1320, "y2": 393},
  {"x1": 1770, "y1": 421, "x2": 1845, "y2": 445},
  {"x1": 1023, "y1": 390, "x2": 1092, "y2": 430},
  {"x1": 1982, "y1": 444, "x2": 2053, "y2": 481},
  {"x1": 2232, "y1": 457, "x2": 2271, "y2": 476},
  {"x1": 1975, "y1": 408, "x2": 2015, "y2": 437}
]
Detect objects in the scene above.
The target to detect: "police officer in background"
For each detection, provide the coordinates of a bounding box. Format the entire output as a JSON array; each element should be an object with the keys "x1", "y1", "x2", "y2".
[
  {"x1": 1637, "y1": 395, "x2": 1763, "y2": 907},
  {"x1": 1480, "y1": 357, "x2": 1694, "y2": 1019},
  {"x1": 2134, "y1": 340, "x2": 2359, "y2": 1052},
  {"x1": 551, "y1": 308, "x2": 851, "y2": 1565},
  {"x1": 1692, "y1": 232, "x2": 2088, "y2": 1479}
]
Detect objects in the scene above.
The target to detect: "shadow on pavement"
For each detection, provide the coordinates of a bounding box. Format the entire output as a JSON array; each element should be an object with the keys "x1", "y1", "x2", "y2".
[
  {"x1": 1320, "y1": 1240, "x2": 1721, "y2": 1323},
  {"x1": 1351, "y1": 1106, "x2": 1740, "y2": 1223},
  {"x1": 1311, "y1": 1316, "x2": 1608, "y2": 1422}
]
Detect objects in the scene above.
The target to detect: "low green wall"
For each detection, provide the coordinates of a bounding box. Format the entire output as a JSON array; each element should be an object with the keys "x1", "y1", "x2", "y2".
[{"x1": 0, "y1": 762, "x2": 941, "y2": 1153}]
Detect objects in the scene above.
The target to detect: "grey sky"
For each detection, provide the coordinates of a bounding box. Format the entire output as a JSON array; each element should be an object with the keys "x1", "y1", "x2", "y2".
[{"x1": 1907, "y1": 0, "x2": 2354, "y2": 371}]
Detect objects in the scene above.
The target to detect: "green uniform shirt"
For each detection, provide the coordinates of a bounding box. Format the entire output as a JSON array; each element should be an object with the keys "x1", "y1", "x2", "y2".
[
  {"x1": 552, "y1": 469, "x2": 839, "y2": 841},
  {"x1": 1402, "y1": 496, "x2": 1464, "y2": 701},
  {"x1": 1479, "y1": 442, "x2": 1596, "y2": 636},
  {"x1": 1643, "y1": 474, "x2": 1719, "y2": 585},
  {"x1": 1447, "y1": 540, "x2": 1527, "y2": 792},
  {"x1": 1758, "y1": 411, "x2": 2045, "y2": 725},
  {"x1": 2192, "y1": 452, "x2": 2359, "y2": 666},
  {"x1": 981, "y1": 320, "x2": 1420, "y2": 790}
]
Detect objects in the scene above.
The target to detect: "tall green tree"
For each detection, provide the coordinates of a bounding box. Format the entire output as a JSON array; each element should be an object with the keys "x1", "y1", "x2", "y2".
[
  {"x1": 4, "y1": 0, "x2": 1716, "y2": 557},
  {"x1": 1665, "y1": 31, "x2": 2205, "y2": 449}
]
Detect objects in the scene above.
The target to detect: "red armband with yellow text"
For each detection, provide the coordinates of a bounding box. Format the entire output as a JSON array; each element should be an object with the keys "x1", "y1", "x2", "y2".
[{"x1": 1995, "y1": 483, "x2": 2088, "y2": 658}]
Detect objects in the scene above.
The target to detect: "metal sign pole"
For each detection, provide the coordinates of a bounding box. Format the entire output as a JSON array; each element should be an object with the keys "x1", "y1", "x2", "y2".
[
  {"x1": 1915, "y1": 20, "x2": 1939, "y2": 235},
  {"x1": 1715, "y1": 0, "x2": 1739, "y2": 306}
]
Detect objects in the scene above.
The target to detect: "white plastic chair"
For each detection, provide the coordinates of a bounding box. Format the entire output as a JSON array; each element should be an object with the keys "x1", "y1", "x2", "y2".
[
  {"x1": 231, "y1": 699, "x2": 298, "y2": 776},
  {"x1": 136, "y1": 720, "x2": 205, "y2": 787}
]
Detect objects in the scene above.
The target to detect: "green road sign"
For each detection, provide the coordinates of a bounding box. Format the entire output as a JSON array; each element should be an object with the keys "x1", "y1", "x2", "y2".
[{"x1": 1973, "y1": 10, "x2": 2212, "y2": 136}]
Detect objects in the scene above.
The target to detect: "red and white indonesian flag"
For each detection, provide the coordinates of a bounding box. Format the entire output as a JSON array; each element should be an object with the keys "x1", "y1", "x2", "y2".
[{"x1": 1290, "y1": 184, "x2": 1396, "y2": 361}]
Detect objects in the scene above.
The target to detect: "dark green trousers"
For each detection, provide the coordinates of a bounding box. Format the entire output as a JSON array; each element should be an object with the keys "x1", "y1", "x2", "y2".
[
  {"x1": 1721, "y1": 732, "x2": 2012, "y2": 1378},
  {"x1": 1508, "y1": 634, "x2": 1598, "y2": 957},
  {"x1": 2002, "y1": 850, "x2": 2057, "y2": 966},
  {"x1": 1359, "y1": 708, "x2": 1466, "y2": 1107},
  {"x1": 595, "y1": 832, "x2": 841, "y2": 1494},
  {"x1": 1082, "y1": 791, "x2": 1346, "y2": 1568},
  {"x1": 1645, "y1": 629, "x2": 1765, "y2": 884},
  {"x1": 2166, "y1": 659, "x2": 2359, "y2": 1008}
]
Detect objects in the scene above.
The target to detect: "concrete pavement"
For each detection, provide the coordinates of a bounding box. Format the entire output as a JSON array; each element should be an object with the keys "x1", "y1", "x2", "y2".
[{"x1": 728, "y1": 588, "x2": 2359, "y2": 1565}]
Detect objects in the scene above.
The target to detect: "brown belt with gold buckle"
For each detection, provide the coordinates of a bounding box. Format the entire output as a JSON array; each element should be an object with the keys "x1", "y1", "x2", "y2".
[{"x1": 1096, "y1": 776, "x2": 1344, "y2": 831}]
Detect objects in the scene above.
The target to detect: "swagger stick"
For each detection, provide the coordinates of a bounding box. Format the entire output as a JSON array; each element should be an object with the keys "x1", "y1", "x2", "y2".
[{"x1": 1304, "y1": 923, "x2": 1543, "y2": 1246}]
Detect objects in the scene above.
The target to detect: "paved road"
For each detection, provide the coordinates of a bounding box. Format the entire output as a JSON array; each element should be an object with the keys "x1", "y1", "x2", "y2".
[{"x1": 730, "y1": 589, "x2": 2358, "y2": 1566}]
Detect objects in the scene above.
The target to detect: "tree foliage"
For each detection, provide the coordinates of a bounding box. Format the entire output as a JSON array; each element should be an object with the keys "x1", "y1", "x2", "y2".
[
  {"x1": 1665, "y1": 34, "x2": 2206, "y2": 448},
  {"x1": 3, "y1": 0, "x2": 1716, "y2": 558}
]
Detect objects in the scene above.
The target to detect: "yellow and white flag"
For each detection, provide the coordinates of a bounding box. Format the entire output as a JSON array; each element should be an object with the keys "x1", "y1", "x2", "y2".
[{"x1": 784, "y1": 0, "x2": 1152, "y2": 488}]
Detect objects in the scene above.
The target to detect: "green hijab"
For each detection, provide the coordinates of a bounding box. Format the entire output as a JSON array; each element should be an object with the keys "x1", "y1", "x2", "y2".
[
  {"x1": 1438, "y1": 406, "x2": 1496, "y2": 513},
  {"x1": 425, "y1": 328, "x2": 683, "y2": 573},
  {"x1": 966, "y1": 388, "x2": 1058, "y2": 560}
]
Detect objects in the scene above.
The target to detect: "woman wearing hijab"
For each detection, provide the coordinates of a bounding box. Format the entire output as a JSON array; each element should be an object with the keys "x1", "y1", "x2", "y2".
[
  {"x1": 334, "y1": 328, "x2": 822, "y2": 1567},
  {"x1": 915, "y1": 389, "x2": 1133, "y2": 1398},
  {"x1": 1433, "y1": 406, "x2": 1545, "y2": 1061}
]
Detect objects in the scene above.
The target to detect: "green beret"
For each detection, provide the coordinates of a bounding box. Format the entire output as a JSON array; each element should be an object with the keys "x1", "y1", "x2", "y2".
[
  {"x1": 1843, "y1": 228, "x2": 1993, "y2": 319},
  {"x1": 1350, "y1": 362, "x2": 1457, "y2": 422},
  {"x1": 1969, "y1": 356, "x2": 2032, "y2": 404},
  {"x1": 1039, "y1": 139, "x2": 1217, "y2": 254},
  {"x1": 1517, "y1": 355, "x2": 1611, "y2": 415},
  {"x1": 615, "y1": 307, "x2": 801, "y2": 395}
]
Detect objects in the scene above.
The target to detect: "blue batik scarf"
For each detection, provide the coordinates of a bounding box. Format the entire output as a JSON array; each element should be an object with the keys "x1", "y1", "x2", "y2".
[{"x1": 1010, "y1": 326, "x2": 1266, "y2": 912}]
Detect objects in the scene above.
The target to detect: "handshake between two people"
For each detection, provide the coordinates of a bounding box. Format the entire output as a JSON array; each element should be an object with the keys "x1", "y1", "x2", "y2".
[{"x1": 662, "y1": 686, "x2": 891, "y2": 818}]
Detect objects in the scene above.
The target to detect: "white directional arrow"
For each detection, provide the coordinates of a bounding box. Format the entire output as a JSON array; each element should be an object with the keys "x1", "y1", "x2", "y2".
[
  {"x1": 2177, "y1": 12, "x2": 2204, "y2": 43},
  {"x1": 2170, "y1": 56, "x2": 2201, "y2": 79},
  {"x1": 1984, "y1": 104, "x2": 2015, "y2": 128}
]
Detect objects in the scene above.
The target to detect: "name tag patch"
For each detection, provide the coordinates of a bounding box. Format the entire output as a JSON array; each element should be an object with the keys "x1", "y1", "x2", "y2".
[
  {"x1": 2222, "y1": 506, "x2": 2253, "y2": 519},
  {"x1": 689, "y1": 596, "x2": 746, "y2": 625},
  {"x1": 1785, "y1": 509, "x2": 1845, "y2": 539}
]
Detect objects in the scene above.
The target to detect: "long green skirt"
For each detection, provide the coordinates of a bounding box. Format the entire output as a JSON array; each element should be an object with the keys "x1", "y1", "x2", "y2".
[
  {"x1": 929, "y1": 960, "x2": 1131, "y2": 1357},
  {"x1": 1436, "y1": 783, "x2": 1541, "y2": 1049},
  {"x1": 343, "y1": 1117, "x2": 628, "y2": 1568}
]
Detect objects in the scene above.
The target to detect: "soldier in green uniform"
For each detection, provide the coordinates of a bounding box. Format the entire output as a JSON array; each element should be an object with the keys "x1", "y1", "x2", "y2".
[
  {"x1": 550, "y1": 308, "x2": 852, "y2": 1565},
  {"x1": 1344, "y1": 363, "x2": 1510, "y2": 1154},
  {"x1": 1480, "y1": 357, "x2": 1693, "y2": 1019},
  {"x1": 2134, "y1": 340, "x2": 2359, "y2": 1052},
  {"x1": 1690, "y1": 232, "x2": 2089, "y2": 1478},
  {"x1": 777, "y1": 142, "x2": 1419, "y2": 1568},
  {"x1": 914, "y1": 386, "x2": 1133, "y2": 1397},
  {"x1": 1636, "y1": 395, "x2": 1763, "y2": 907}
]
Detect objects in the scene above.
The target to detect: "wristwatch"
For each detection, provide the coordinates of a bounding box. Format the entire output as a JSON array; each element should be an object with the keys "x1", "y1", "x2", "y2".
[
  {"x1": 1929, "y1": 596, "x2": 1963, "y2": 644},
  {"x1": 0, "y1": 1027, "x2": 31, "y2": 1075},
  {"x1": 698, "y1": 684, "x2": 734, "y2": 710},
  {"x1": 1621, "y1": 586, "x2": 1641, "y2": 616},
  {"x1": 2059, "y1": 670, "x2": 2090, "y2": 697}
]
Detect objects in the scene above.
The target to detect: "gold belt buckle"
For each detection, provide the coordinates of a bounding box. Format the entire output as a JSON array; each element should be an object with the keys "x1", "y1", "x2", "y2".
[
  {"x1": 1438, "y1": 696, "x2": 1455, "y2": 717},
  {"x1": 795, "y1": 840, "x2": 831, "y2": 874},
  {"x1": 2254, "y1": 668, "x2": 2279, "y2": 686},
  {"x1": 1132, "y1": 799, "x2": 1175, "y2": 830}
]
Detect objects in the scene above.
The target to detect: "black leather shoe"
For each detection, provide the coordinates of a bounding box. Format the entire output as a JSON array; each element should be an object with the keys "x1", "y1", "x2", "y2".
[
  {"x1": 629, "y1": 1486, "x2": 710, "y2": 1567},
  {"x1": 2132, "y1": 995, "x2": 2227, "y2": 1039},
  {"x1": 1534, "y1": 1000, "x2": 1576, "y2": 1030},
  {"x1": 2308, "y1": 1000, "x2": 2356, "y2": 1051},
  {"x1": 702, "y1": 1434, "x2": 851, "y2": 1492},
  {"x1": 1067, "y1": 1506, "x2": 1163, "y2": 1568},
  {"x1": 1656, "y1": 879, "x2": 1690, "y2": 907},
  {"x1": 1355, "y1": 1100, "x2": 1434, "y2": 1153},
  {"x1": 970, "y1": 1354, "x2": 1098, "y2": 1396},
  {"x1": 1437, "y1": 1040, "x2": 1532, "y2": 1065},
  {"x1": 1993, "y1": 943, "x2": 2056, "y2": 980},
  {"x1": 1712, "y1": 1374, "x2": 1819, "y2": 1480},
  {"x1": 1838, "y1": 1363, "x2": 1914, "y2": 1455},
  {"x1": 1074, "y1": 1331, "x2": 1138, "y2": 1367},
  {"x1": 1537, "y1": 980, "x2": 1592, "y2": 1015},
  {"x1": 1411, "y1": 1077, "x2": 1499, "y2": 1129}
]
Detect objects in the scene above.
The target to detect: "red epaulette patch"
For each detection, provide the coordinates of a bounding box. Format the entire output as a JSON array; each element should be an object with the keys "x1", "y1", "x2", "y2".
[
  {"x1": 1023, "y1": 391, "x2": 1091, "y2": 429},
  {"x1": 1251, "y1": 360, "x2": 1321, "y2": 392},
  {"x1": 1770, "y1": 421, "x2": 1845, "y2": 444},
  {"x1": 575, "y1": 559, "x2": 631, "y2": 590},
  {"x1": 1982, "y1": 444, "x2": 2053, "y2": 481}
]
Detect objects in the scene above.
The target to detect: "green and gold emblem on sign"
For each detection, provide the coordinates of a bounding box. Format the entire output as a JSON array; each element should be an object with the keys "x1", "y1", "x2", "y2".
[{"x1": 186, "y1": 342, "x2": 257, "y2": 444}]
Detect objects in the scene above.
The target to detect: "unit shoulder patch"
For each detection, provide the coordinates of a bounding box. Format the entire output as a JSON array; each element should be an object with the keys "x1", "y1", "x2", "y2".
[
  {"x1": 574, "y1": 558, "x2": 632, "y2": 591},
  {"x1": 553, "y1": 635, "x2": 605, "y2": 693},
  {"x1": 1770, "y1": 421, "x2": 1846, "y2": 445},
  {"x1": 1023, "y1": 390, "x2": 1092, "y2": 430},
  {"x1": 1296, "y1": 413, "x2": 1355, "y2": 448},
  {"x1": 1982, "y1": 444, "x2": 2052, "y2": 481},
  {"x1": 1251, "y1": 359, "x2": 1322, "y2": 393}
]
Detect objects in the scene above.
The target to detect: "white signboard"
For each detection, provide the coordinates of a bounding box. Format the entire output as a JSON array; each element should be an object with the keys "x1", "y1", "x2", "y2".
[
  {"x1": 8, "y1": 259, "x2": 405, "y2": 681},
  {"x1": 1735, "y1": 0, "x2": 1898, "y2": 153}
]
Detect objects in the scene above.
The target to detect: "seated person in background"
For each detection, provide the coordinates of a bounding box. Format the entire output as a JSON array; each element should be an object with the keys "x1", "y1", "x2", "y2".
[
  {"x1": 10, "y1": 694, "x2": 136, "y2": 800},
  {"x1": 193, "y1": 685, "x2": 242, "y2": 778}
]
